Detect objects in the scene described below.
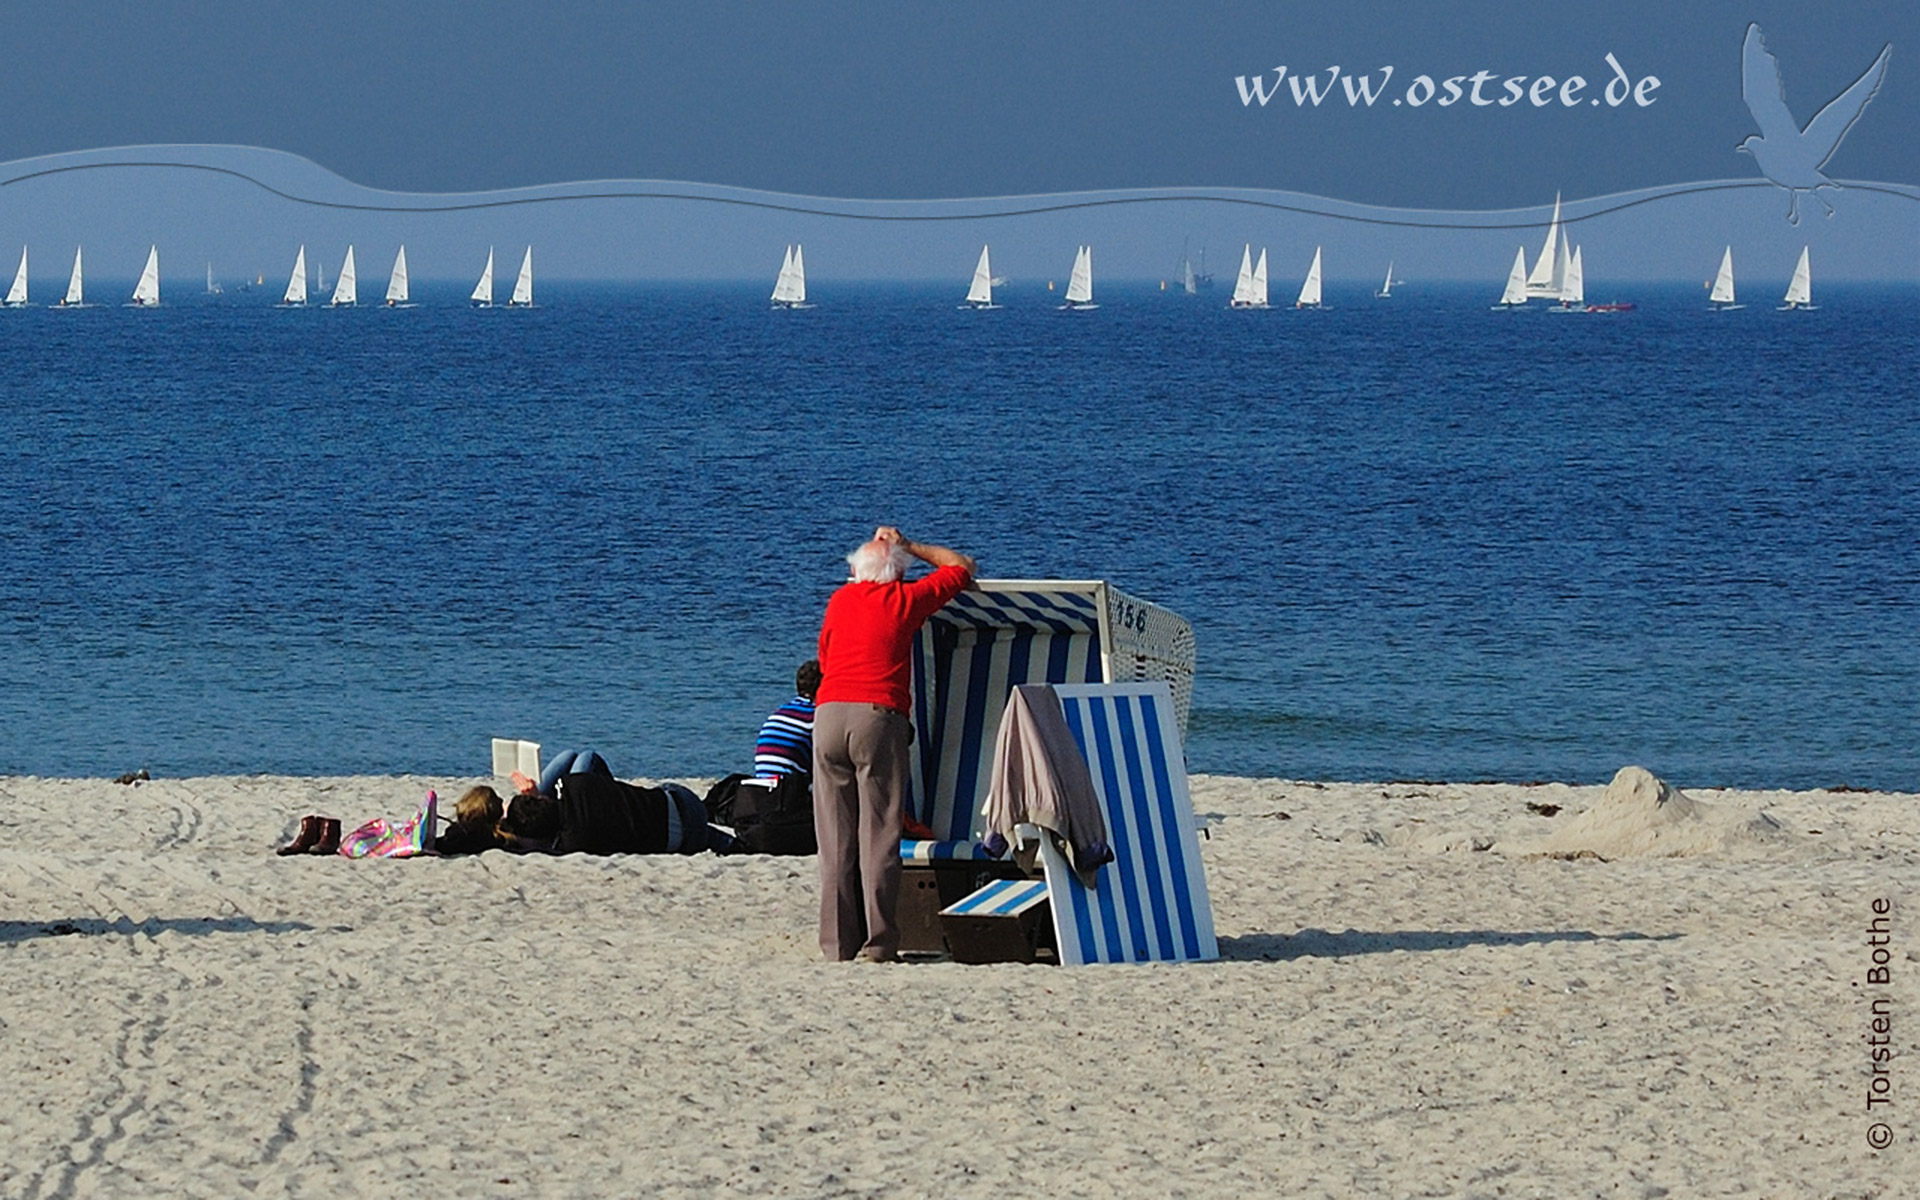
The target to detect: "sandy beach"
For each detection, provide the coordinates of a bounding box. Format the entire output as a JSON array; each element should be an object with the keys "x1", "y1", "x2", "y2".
[{"x1": 0, "y1": 770, "x2": 1912, "y2": 1197}]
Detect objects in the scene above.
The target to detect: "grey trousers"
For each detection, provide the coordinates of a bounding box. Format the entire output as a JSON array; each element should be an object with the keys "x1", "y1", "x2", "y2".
[{"x1": 812, "y1": 701, "x2": 910, "y2": 961}]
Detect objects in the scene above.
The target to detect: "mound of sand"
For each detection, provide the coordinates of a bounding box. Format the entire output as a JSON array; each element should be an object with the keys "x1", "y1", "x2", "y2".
[{"x1": 1503, "y1": 765, "x2": 1786, "y2": 859}]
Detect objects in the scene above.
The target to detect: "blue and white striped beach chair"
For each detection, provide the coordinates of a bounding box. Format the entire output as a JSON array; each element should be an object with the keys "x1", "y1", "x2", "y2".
[
  {"x1": 1026, "y1": 681, "x2": 1217, "y2": 965},
  {"x1": 900, "y1": 580, "x2": 1195, "y2": 866}
]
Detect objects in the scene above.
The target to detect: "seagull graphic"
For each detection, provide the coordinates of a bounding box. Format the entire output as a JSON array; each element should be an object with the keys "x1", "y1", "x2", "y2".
[{"x1": 1738, "y1": 23, "x2": 1891, "y2": 224}]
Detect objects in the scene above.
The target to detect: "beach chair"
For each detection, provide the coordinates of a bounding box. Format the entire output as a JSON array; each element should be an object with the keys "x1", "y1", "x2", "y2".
[
  {"x1": 895, "y1": 581, "x2": 1195, "y2": 949},
  {"x1": 941, "y1": 681, "x2": 1218, "y2": 965}
]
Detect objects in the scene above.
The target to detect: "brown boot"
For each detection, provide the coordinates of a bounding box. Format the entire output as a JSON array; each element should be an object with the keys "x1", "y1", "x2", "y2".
[
  {"x1": 310, "y1": 818, "x2": 342, "y2": 856},
  {"x1": 276, "y1": 815, "x2": 325, "y2": 856}
]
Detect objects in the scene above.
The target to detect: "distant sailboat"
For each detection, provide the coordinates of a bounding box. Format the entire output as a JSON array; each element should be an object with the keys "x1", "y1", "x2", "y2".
[
  {"x1": 771, "y1": 244, "x2": 808, "y2": 308},
  {"x1": 1708, "y1": 247, "x2": 1741, "y2": 310},
  {"x1": 962, "y1": 245, "x2": 997, "y2": 309},
  {"x1": 1524, "y1": 193, "x2": 1568, "y2": 301},
  {"x1": 1493, "y1": 247, "x2": 1529, "y2": 309},
  {"x1": 57, "y1": 246, "x2": 83, "y2": 307},
  {"x1": 1061, "y1": 245, "x2": 1096, "y2": 310},
  {"x1": 1780, "y1": 247, "x2": 1813, "y2": 310},
  {"x1": 1375, "y1": 261, "x2": 1398, "y2": 299},
  {"x1": 508, "y1": 247, "x2": 533, "y2": 307},
  {"x1": 282, "y1": 246, "x2": 309, "y2": 306},
  {"x1": 129, "y1": 246, "x2": 160, "y2": 307},
  {"x1": 471, "y1": 248, "x2": 495, "y2": 307},
  {"x1": 1549, "y1": 246, "x2": 1587, "y2": 313},
  {"x1": 4, "y1": 247, "x2": 26, "y2": 307},
  {"x1": 1229, "y1": 245, "x2": 1268, "y2": 309},
  {"x1": 386, "y1": 246, "x2": 409, "y2": 306},
  {"x1": 1294, "y1": 247, "x2": 1323, "y2": 309},
  {"x1": 329, "y1": 245, "x2": 357, "y2": 307},
  {"x1": 314, "y1": 258, "x2": 327, "y2": 296},
  {"x1": 205, "y1": 262, "x2": 221, "y2": 296}
]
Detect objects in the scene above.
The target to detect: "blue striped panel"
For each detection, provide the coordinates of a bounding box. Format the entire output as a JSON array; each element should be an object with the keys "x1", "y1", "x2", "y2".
[
  {"x1": 941, "y1": 878, "x2": 1049, "y2": 917},
  {"x1": 936, "y1": 589, "x2": 1100, "y2": 634},
  {"x1": 1040, "y1": 683, "x2": 1217, "y2": 965},
  {"x1": 907, "y1": 624, "x2": 1102, "y2": 853}
]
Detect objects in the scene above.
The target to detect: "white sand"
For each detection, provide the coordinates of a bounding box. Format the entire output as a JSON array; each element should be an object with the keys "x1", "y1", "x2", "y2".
[{"x1": 0, "y1": 770, "x2": 1914, "y2": 1196}]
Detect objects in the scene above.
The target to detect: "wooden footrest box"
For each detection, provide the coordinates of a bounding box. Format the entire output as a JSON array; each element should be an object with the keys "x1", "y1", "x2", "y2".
[{"x1": 939, "y1": 878, "x2": 1057, "y2": 965}]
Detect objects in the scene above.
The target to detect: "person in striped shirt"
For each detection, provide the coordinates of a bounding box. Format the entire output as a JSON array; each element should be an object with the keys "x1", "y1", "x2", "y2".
[{"x1": 754, "y1": 659, "x2": 821, "y2": 779}]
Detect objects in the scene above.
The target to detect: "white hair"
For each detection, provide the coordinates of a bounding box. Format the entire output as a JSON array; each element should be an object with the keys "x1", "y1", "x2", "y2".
[{"x1": 847, "y1": 540, "x2": 910, "y2": 583}]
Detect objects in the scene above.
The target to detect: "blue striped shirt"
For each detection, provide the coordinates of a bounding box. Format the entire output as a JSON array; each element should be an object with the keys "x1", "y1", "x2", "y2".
[{"x1": 754, "y1": 695, "x2": 816, "y2": 778}]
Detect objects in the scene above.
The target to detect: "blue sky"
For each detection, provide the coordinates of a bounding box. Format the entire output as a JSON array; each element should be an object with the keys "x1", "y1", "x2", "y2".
[{"x1": 0, "y1": 4, "x2": 1914, "y2": 282}]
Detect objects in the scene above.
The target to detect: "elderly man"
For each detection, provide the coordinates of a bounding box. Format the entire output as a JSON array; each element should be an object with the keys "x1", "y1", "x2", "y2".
[{"x1": 813, "y1": 526, "x2": 975, "y2": 962}]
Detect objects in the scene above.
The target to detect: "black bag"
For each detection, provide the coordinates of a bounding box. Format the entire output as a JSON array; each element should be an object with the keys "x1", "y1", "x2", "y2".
[
  {"x1": 723, "y1": 772, "x2": 817, "y2": 856},
  {"x1": 702, "y1": 773, "x2": 751, "y2": 826}
]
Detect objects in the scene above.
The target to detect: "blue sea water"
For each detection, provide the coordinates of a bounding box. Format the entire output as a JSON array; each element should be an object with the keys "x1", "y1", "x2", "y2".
[{"x1": 1, "y1": 280, "x2": 1915, "y2": 790}]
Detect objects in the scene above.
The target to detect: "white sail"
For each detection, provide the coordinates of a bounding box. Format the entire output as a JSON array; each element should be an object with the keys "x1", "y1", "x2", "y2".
[
  {"x1": 63, "y1": 246, "x2": 83, "y2": 306},
  {"x1": 509, "y1": 247, "x2": 533, "y2": 306},
  {"x1": 5, "y1": 247, "x2": 26, "y2": 305},
  {"x1": 1560, "y1": 246, "x2": 1586, "y2": 307},
  {"x1": 965, "y1": 245, "x2": 993, "y2": 306},
  {"x1": 283, "y1": 246, "x2": 308, "y2": 305},
  {"x1": 1252, "y1": 249, "x2": 1269, "y2": 308},
  {"x1": 1296, "y1": 247, "x2": 1323, "y2": 308},
  {"x1": 205, "y1": 262, "x2": 220, "y2": 295},
  {"x1": 1230, "y1": 245, "x2": 1256, "y2": 307},
  {"x1": 386, "y1": 245, "x2": 409, "y2": 305},
  {"x1": 131, "y1": 246, "x2": 160, "y2": 306},
  {"x1": 330, "y1": 245, "x2": 357, "y2": 306},
  {"x1": 772, "y1": 244, "x2": 807, "y2": 305},
  {"x1": 1525, "y1": 193, "x2": 1563, "y2": 294},
  {"x1": 1783, "y1": 247, "x2": 1811, "y2": 308},
  {"x1": 472, "y1": 248, "x2": 494, "y2": 305},
  {"x1": 1709, "y1": 247, "x2": 1736, "y2": 306},
  {"x1": 1182, "y1": 256, "x2": 1197, "y2": 296},
  {"x1": 1378, "y1": 261, "x2": 1394, "y2": 298},
  {"x1": 1063, "y1": 245, "x2": 1093, "y2": 305},
  {"x1": 1497, "y1": 246, "x2": 1528, "y2": 306}
]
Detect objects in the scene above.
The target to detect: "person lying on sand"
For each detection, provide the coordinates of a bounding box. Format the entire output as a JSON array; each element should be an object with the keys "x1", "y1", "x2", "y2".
[{"x1": 436, "y1": 756, "x2": 741, "y2": 857}]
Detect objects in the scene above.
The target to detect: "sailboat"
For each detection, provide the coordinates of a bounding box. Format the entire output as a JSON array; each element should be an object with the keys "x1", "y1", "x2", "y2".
[
  {"x1": 1375, "y1": 261, "x2": 1399, "y2": 299},
  {"x1": 385, "y1": 246, "x2": 410, "y2": 306},
  {"x1": 129, "y1": 246, "x2": 160, "y2": 307},
  {"x1": 1294, "y1": 247, "x2": 1324, "y2": 309},
  {"x1": 1492, "y1": 247, "x2": 1529, "y2": 309},
  {"x1": 56, "y1": 246, "x2": 83, "y2": 307},
  {"x1": 1228, "y1": 245, "x2": 1268, "y2": 309},
  {"x1": 1176, "y1": 239, "x2": 1213, "y2": 294},
  {"x1": 329, "y1": 246, "x2": 358, "y2": 307},
  {"x1": 1779, "y1": 247, "x2": 1813, "y2": 310},
  {"x1": 1060, "y1": 245, "x2": 1096, "y2": 310},
  {"x1": 961, "y1": 245, "x2": 997, "y2": 309},
  {"x1": 1548, "y1": 246, "x2": 1586, "y2": 313},
  {"x1": 205, "y1": 262, "x2": 221, "y2": 296},
  {"x1": 1707, "y1": 247, "x2": 1741, "y2": 310},
  {"x1": 508, "y1": 247, "x2": 533, "y2": 307},
  {"x1": 771, "y1": 244, "x2": 808, "y2": 308},
  {"x1": 282, "y1": 246, "x2": 309, "y2": 306},
  {"x1": 1524, "y1": 193, "x2": 1568, "y2": 301},
  {"x1": 471, "y1": 248, "x2": 495, "y2": 307},
  {"x1": 4, "y1": 247, "x2": 27, "y2": 307},
  {"x1": 314, "y1": 258, "x2": 327, "y2": 296}
]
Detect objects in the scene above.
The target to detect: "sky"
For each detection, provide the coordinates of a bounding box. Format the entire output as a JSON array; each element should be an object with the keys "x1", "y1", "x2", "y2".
[{"x1": 0, "y1": 3, "x2": 1914, "y2": 282}]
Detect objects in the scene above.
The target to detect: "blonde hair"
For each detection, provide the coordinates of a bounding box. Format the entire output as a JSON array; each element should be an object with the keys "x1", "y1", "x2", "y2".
[{"x1": 455, "y1": 786, "x2": 505, "y2": 827}]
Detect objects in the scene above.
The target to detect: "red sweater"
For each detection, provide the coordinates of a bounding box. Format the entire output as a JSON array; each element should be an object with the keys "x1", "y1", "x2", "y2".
[{"x1": 816, "y1": 564, "x2": 971, "y2": 713}]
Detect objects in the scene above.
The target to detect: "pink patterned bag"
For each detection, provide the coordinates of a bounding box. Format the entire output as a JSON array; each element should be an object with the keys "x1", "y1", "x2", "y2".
[{"x1": 339, "y1": 791, "x2": 439, "y2": 858}]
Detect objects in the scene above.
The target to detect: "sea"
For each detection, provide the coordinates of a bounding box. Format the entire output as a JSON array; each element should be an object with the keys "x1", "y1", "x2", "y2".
[{"x1": 2, "y1": 280, "x2": 1915, "y2": 791}]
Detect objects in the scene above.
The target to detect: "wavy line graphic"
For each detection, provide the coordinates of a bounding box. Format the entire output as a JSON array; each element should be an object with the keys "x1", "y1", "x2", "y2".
[{"x1": 4, "y1": 145, "x2": 1916, "y2": 232}]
